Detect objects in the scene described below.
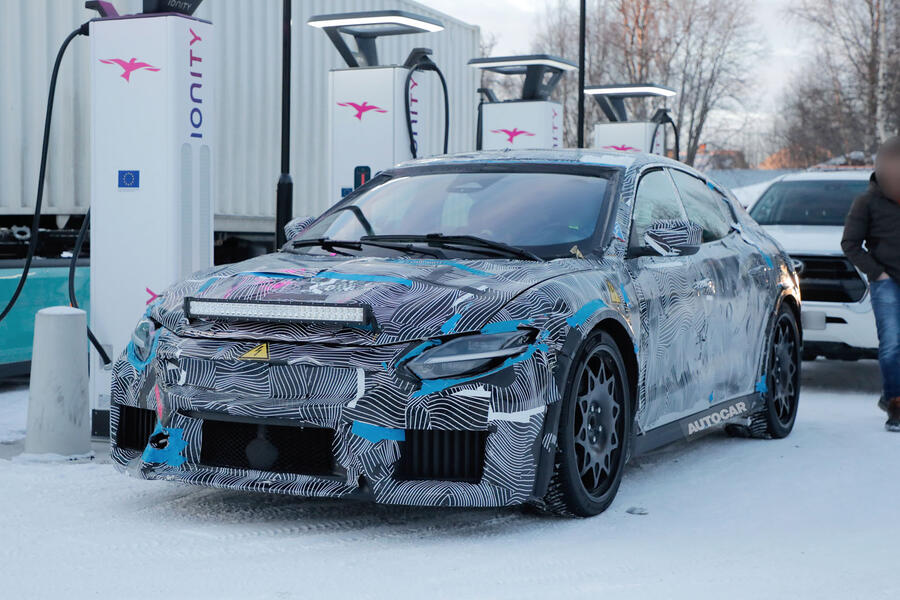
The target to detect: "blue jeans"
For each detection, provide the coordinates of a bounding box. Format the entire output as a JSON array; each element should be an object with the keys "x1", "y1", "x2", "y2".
[{"x1": 870, "y1": 277, "x2": 900, "y2": 398}]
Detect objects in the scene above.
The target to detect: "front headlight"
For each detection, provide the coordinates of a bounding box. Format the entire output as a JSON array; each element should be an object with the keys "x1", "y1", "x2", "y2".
[
  {"x1": 405, "y1": 330, "x2": 535, "y2": 380},
  {"x1": 131, "y1": 319, "x2": 156, "y2": 363}
]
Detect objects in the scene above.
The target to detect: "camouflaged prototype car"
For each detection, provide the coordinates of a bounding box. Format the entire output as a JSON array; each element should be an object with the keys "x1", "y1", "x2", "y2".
[{"x1": 111, "y1": 149, "x2": 801, "y2": 516}]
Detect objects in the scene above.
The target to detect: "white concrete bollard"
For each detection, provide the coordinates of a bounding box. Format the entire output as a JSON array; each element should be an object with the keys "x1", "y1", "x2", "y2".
[{"x1": 25, "y1": 306, "x2": 90, "y2": 456}]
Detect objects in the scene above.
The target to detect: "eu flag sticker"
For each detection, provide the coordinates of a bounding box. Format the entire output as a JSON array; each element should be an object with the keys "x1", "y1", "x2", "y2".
[{"x1": 118, "y1": 170, "x2": 140, "y2": 189}]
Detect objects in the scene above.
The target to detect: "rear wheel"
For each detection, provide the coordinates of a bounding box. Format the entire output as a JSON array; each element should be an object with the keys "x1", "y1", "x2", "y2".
[
  {"x1": 542, "y1": 331, "x2": 631, "y2": 517},
  {"x1": 728, "y1": 304, "x2": 801, "y2": 439}
]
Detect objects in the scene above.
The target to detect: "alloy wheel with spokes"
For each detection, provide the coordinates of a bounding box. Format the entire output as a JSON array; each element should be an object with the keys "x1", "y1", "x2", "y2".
[
  {"x1": 573, "y1": 349, "x2": 624, "y2": 499},
  {"x1": 761, "y1": 306, "x2": 801, "y2": 438},
  {"x1": 771, "y1": 314, "x2": 798, "y2": 425},
  {"x1": 544, "y1": 330, "x2": 631, "y2": 516}
]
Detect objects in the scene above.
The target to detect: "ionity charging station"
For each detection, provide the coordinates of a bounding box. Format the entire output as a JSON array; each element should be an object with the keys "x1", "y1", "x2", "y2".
[
  {"x1": 307, "y1": 11, "x2": 449, "y2": 200},
  {"x1": 88, "y1": 3, "x2": 213, "y2": 426},
  {"x1": 468, "y1": 55, "x2": 576, "y2": 150},
  {"x1": 585, "y1": 84, "x2": 679, "y2": 156}
]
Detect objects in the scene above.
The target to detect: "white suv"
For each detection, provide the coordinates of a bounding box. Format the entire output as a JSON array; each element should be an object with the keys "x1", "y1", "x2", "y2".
[{"x1": 749, "y1": 170, "x2": 877, "y2": 360}]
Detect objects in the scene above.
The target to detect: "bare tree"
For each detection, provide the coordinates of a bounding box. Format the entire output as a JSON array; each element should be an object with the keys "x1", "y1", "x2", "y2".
[
  {"x1": 531, "y1": 0, "x2": 757, "y2": 164},
  {"x1": 784, "y1": 0, "x2": 900, "y2": 160},
  {"x1": 532, "y1": 0, "x2": 615, "y2": 146}
]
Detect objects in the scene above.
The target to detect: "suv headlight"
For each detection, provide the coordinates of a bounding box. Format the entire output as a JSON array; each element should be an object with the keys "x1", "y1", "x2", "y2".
[
  {"x1": 404, "y1": 330, "x2": 535, "y2": 380},
  {"x1": 131, "y1": 318, "x2": 157, "y2": 363}
]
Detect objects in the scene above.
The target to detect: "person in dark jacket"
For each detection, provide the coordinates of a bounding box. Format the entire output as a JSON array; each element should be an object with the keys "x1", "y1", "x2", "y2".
[{"x1": 842, "y1": 136, "x2": 900, "y2": 431}]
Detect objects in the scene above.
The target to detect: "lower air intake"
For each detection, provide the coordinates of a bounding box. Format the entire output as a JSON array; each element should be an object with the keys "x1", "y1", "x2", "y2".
[
  {"x1": 115, "y1": 404, "x2": 158, "y2": 451},
  {"x1": 396, "y1": 429, "x2": 488, "y2": 483},
  {"x1": 199, "y1": 418, "x2": 335, "y2": 476}
]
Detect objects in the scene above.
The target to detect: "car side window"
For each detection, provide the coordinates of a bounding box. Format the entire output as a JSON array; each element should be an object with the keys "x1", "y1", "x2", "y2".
[
  {"x1": 629, "y1": 169, "x2": 686, "y2": 249},
  {"x1": 669, "y1": 169, "x2": 732, "y2": 243}
]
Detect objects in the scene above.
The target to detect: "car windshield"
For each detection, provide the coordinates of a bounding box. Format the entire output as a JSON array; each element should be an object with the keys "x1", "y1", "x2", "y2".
[
  {"x1": 749, "y1": 179, "x2": 870, "y2": 226},
  {"x1": 294, "y1": 169, "x2": 614, "y2": 259}
]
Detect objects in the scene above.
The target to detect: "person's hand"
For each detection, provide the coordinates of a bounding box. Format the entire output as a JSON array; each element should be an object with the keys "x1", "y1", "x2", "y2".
[{"x1": 878, "y1": 272, "x2": 891, "y2": 281}]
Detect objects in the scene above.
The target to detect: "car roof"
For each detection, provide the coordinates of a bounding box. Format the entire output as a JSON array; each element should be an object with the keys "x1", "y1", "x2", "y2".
[
  {"x1": 776, "y1": 169, "x2": 873, "y2": 182},
  {"x1": 396, "y1": 148, "x2": 692, "y2": 174}
]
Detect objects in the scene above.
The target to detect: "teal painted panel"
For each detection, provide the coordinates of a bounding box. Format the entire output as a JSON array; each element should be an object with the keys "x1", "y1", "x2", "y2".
[{"x1": 0, "y1": 267, "x2": 90, "y2": 364}]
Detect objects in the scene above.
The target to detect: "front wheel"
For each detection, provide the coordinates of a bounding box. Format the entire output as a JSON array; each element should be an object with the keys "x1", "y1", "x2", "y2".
[{"x1": 542, "y1": 331, "x2": 631, "y2": 517}]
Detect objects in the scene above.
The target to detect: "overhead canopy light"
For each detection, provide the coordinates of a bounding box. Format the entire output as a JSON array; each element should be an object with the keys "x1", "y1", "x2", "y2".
[
  {"x1": 584, "y1": 84, "x2": 677, "y2": 98},
  {"x1": 468, "y1": 55, "x2": 578, "y2": 73},
  {"x1": 307, "y1": 10, "x2": 444, "y2": 34},
  {"x1": 184, "y1": 298, "x2": 373, "y2": 327}
]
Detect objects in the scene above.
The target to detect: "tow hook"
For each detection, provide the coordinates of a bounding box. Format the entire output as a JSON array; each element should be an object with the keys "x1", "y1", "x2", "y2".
[{"x1": 149, "y1": 430, "x2": 169, "y2": 450}]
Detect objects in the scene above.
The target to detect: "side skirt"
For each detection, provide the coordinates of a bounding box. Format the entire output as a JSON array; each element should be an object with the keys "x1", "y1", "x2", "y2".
[{"x1": 632, "y1": 392, "x2": 764, "y2": 456}]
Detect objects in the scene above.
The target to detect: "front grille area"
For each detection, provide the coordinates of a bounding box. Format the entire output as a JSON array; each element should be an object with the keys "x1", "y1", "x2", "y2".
[
  {"x1": 793, "y1": 254, "x2": 867, "y2": 303},
  {"x1": 395, "y1": 430, "x2": 488, "y2": 483},
  {"x1": 115, "y1": 405, "x2": 157, "y2": 451},
  {"x1": 199, "y1": 418, "x2": 335, "y2": 476}
]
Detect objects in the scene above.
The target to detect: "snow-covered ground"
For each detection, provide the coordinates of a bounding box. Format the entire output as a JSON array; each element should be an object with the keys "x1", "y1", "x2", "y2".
[
  {"x1": 0, "y1": 379, "x2": 27, "y2": 444},
  {"x1": 0, "y1": 361, "x2": 895, "y2": 599}
]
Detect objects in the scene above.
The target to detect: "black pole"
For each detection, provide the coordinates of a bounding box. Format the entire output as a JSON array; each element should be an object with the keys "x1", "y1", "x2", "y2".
[
  {"x1": 576, "y1": 0, "x2": 586, "y2": 148},
  {"x1": 275, "y1": 0, "x2": 293, "y2": 248}
]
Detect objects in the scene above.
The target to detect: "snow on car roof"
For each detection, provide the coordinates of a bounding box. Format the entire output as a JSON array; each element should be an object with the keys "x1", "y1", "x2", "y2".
[
  {"x1": 778, "y1": 169, "x2": 873, "y2": 182},
  {"x1": 396, "y1": 148, "x2": 665, "y2": 171}
]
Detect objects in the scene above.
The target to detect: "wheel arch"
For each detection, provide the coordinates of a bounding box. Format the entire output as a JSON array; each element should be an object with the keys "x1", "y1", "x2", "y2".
[
  {"x1": 531, "y1": 313, "x2": 640, "y2": 501},
  {"x1": 590, "y1": 318, "x2": 639, "y2": 412},
  {"x1": 779, "y1": 292, "x2": 802, "y2": 345}
]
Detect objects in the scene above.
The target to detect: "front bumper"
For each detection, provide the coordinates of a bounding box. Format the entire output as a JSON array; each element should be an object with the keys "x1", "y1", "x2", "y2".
[
  {"x1": 800, "y1": 298, "x2": 878, "y2": 358},
  {"x1": 110, "y1": 330, "x2": 558, "y2": 508}
]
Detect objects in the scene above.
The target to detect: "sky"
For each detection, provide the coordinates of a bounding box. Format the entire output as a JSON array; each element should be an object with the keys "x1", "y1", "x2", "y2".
[{"x1": 419, "y1": 0, "x2": 811, "y2": 139}]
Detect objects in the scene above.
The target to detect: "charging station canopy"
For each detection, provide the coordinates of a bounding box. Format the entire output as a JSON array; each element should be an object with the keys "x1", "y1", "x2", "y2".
[
  {"x1": 469, "y1": 54, "x2": 575, "y2": 150},
  {"x1": 308, "y1": 10, "x2": 444, "y2": 67}
]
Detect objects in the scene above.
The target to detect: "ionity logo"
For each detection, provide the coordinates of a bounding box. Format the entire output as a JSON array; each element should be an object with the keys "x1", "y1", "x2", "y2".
[
  {"x1": 98, "y1": 58, "x2": 160, "y2": 82},
  {"x1": 337, "y1": 101, "x2": 388, "y2": 120},
  {"x1": 602, "y1": 144, "x2": 640, "y2": 152},
  {"x1": 492, "y1": 128, "x2": 536, "y2": 144}
]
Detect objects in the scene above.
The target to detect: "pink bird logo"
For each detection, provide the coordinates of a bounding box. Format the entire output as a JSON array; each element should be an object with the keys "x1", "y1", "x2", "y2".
[
  {"x1": 99, "y1": 58, "x2": 161, "y2": 82},
  {"x1": 492, "y1": 128, "x2": 536, "y2": 144},
  {"x1": 337, "y1": 101, "x2": 388, "y2": 120},
  {"x1": 603, "y1": 144, "x2": 640, "y2": 152}
]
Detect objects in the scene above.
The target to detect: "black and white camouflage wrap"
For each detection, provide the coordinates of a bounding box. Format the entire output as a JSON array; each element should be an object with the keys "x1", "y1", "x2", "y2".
[{"x1": 109, "y1": 149, "x2": 799, "y2": 507}]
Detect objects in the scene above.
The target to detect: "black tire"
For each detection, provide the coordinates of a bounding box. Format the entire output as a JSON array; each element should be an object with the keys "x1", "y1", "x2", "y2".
[
  {"x1": 744, "y1": 304, "x2": 801, "y2": 439},
  {"x1": 542, "y1": 331, "x2": 631, "y2": 517}
]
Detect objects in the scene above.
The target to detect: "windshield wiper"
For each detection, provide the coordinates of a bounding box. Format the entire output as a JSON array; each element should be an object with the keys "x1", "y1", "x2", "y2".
[
  {"x1": 288, "y1": 238, "x2": 444, "y2": 258},
  {"x1": 288, "y1": 238, "x2": 359, "y2": 256},
  {"x1": 361, "y1": 233, "x2": 543, "y2": 262}
]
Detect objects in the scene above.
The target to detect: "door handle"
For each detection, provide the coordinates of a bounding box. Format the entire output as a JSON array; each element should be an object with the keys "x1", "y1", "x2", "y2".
[{"x1": 693, "y1": 278, "x2": 714, "y2": 295}]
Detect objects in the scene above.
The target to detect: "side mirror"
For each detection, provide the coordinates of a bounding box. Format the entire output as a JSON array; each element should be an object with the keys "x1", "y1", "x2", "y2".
[
  {"x1": 284, "y1": 216, "x2": 315, "y2": 242},
  {"x1": 643, "y1": 219, "x2": 702, "y2": 256}
]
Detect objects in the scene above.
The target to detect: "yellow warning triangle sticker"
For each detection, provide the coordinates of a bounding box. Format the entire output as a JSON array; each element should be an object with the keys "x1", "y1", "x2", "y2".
[{"x1": 239, "y1": 343, "x2": 269, "y2": 361}]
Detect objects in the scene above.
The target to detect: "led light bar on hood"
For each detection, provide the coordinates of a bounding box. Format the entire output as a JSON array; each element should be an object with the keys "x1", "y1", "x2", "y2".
[{"x1": 184, "y1": 298, "x2": 373, "y2": 327}]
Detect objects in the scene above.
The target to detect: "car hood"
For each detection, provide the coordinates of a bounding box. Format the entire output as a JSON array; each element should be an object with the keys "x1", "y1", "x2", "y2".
[
  {"x1": 759, "y1": 225, "x2": 845, "y2": 256},
  {"x1": 150, "y1": 252, "x2": 592, "y2": 346}
]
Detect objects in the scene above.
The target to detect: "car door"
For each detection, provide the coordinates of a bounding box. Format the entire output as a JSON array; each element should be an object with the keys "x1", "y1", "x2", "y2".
[
  {"x1": 668, "y1": 168, "x2": 759, "y2": 405},
  {"x1": 625, "y1": 168, "x2": 708, "y2": 431},
  {"x1": 711, "y1": 183, "x2": 775, "y2": 396}
]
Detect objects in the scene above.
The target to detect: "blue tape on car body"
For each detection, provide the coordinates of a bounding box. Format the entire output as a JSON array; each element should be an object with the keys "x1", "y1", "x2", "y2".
[
  {"x1": 351, "y1": 421, "x2": 405, "y2": 443},
  {"x1": 141, "y1": 423, "x2": 188, "y2": 467},
  {"x1": 566, "y1": 298, "x2": 607, "y2": 328}
]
